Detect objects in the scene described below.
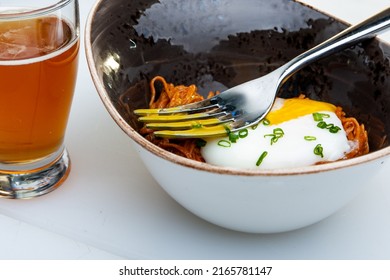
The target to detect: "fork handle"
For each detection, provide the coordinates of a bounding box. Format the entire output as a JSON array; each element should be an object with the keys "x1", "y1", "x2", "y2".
[{"x1": 280, "y1": 6, "x2": 390, "y2": 82}]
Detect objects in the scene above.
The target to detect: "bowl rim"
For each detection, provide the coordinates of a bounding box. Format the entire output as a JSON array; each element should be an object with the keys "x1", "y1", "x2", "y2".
[{"x1": 85, "y1": 0, "x2": 390, "y2": 176}]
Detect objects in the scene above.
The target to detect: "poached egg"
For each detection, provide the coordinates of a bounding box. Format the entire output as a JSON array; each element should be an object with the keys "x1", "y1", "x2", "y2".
[{"x1": 201, "y1": 97, "x2": 353, "y2": 169}]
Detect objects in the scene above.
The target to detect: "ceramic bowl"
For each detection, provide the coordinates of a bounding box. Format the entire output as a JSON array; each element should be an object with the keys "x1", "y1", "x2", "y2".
[{"x1": 85, "y1": 0, "x2": 390, "y2": 233}]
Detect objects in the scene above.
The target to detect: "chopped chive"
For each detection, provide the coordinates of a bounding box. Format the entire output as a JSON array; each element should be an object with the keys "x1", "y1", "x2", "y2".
[
  {"x1": 264, "y1": 128, "x2": 284, "y2": 145},
  {"x1": 251, "y1": 124, "x2": 259, "y2": 130},
  {"x1": 262, "y1": 119, "x2": 270, "y2": 126},
  {"x1": 314, "y1": 144, "x2": 324, "y2": 158},
  {"x1": 256, "y1": 151, "x2": 268, "y2": 166},
  {"x1": 326, "y1": 123, "x2": 334, "y2": 129},
  {"x1": 238, "y1": 129, "x2": 248, "y2": 138},
  {"x1": 313, "y1": 112, "x2": 330, "y2": 122},
  {"x1": 313, "y1": 113, "x2": 321, "y2": 121},
  {"x1": 304, "y1": 136, "x2": 317, "y2": 141},
  {"x1": 329, "y1": 126, "x2": 341, "y2": 133},
  {"x1": 317, "y1": 121, "x2": 327, "y2": 129},
  {"x1": 273, "y1": 128, "x2": 284, "y2": 136},
  {"x1": 317, "y1": 120, "x2": 342, "y2": 134},
  {"x1": 217, "y1": 140, "x2": 231, "y2": 148},
  {"x1": 228, "y1": 132, "x2": 239, "y2": 143}
]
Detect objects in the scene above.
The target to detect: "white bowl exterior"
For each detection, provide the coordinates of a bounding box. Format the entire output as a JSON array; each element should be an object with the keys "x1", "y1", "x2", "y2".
[
  {"x1": 133, "y1": 141, "x2": 386, "y2": 233},
  {"x1": 86, "y1": 0, "x2": 390, "y2": 234}
]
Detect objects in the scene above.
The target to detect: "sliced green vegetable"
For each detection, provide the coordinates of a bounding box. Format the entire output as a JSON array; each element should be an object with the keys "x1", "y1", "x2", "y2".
[
  {"x1": 238, "y1": 129, "x2": 249, "y2": 138},
  {"x1": 317, "y1": 121, "x2": 327, "y2": 129},
  {"x1": 304, "y1": 136, "x2": 317, "y2": 141},
  {"x1": 256, "y1": 151, "x2": 268, "y2": 166},
  {"x1": 228, "y1": 132, "x2": 239, "y2": 143},
  {"x1": 262, "y1": 119, "x2": 270, "y2": 126},
  {"x1": 218, "y1": 140, "x2": 231, "y2": 148},
  {"x1": 264, "y1": 128, "x2": 284, "y2": 145},
  {"x1": 314, "y1": 144, "x2": 324, "y2": 158},
  {"x1": 313, "y1": 112, "x2": 330, "y2": 122},
  {"x1": 329, "y1": 126, "x2": 341, "y2": 133}
]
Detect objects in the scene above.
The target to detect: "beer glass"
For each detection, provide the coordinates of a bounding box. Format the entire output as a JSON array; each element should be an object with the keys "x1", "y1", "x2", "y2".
[{"x1": 0, "y1": 0, "x2": 79, "y2": 198}]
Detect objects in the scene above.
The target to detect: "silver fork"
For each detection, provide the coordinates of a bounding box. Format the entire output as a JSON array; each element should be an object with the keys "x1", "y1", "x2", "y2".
[{"x1": 135, "y1": 7, "x2": 390, "y2": 138}]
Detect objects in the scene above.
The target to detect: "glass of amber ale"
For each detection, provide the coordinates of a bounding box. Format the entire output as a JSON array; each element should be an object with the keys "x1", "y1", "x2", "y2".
[{"x1": 0, "y1": 0, "x2": 79, "y2": 198}]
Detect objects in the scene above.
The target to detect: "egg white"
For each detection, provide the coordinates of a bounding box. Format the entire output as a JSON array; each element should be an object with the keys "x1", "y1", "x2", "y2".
[{"x1": 201, "y1": 102, "x2": 353, "y2": 169}]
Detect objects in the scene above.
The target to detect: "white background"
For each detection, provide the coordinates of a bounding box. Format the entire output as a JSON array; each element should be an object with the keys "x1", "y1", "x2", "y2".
[{"x1": 0, "y1": 0, "x2": 389, "y2": 259}]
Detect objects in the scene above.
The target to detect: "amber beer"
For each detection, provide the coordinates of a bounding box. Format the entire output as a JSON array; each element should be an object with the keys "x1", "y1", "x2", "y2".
[{"x1": 0, "y1": 16, "x2": 79, "y2": 165}]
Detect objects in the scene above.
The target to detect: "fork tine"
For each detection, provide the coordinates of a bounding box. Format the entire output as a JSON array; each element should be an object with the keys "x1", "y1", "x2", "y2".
[
  {"x1": 139, "y1": 112, "x2": 208, "y2": 122},
  {"x1": 154, "y1": 123, "x2": 232, "y2": 138},
  {"x1": 138, "y1": 110, "x2": 231, "y2": 123},
  {"x1": 145, "y1": 115, "x2": 233, "y2": 130},
  {"x1": 134, "y1": 96, "x2": 220, "y2": 116}
]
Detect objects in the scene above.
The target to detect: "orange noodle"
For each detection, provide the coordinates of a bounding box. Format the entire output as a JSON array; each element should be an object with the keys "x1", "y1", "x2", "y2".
[
  {"x1": 335, "y1": 106, "x2": 369, "y2": 159},
  {"x1": 139, "y1": 76, "x2": 217, "y2": 161},
  {"x1": 139, "y1": 76, "x2": 369, "y2": 163}
]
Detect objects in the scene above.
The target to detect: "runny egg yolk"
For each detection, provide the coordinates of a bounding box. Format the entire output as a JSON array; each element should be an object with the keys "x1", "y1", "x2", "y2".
[
  {"x1": 201, "y1": 97, "x2": 352, "y2": 169},
  {"x1": 266, "y1": 98, "x2": 336, "y2": 125}
]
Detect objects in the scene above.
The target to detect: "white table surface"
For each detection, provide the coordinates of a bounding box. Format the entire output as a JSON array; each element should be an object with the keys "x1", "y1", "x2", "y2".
[{"x1": 1, "y1": 0, "x2": 389, "y2": 260}]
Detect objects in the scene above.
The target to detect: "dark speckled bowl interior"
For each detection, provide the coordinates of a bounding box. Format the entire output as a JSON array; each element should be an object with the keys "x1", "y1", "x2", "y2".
[{"x1": 86, "y1": 0, "x2": 390, "y2": 171}]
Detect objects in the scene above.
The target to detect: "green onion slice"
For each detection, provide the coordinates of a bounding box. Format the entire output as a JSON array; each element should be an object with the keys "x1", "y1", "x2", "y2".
[
  {"x1": 264, "y1": 128, "x2": 284, "y2": 145},
  {"x1": 313, "y1": 112, "x2": 330, "y2": 122},
  {"x1": 314, "y1": 144, "x2": 324, "y2": 158},
  {"x1": 304, "y1": 136, "x2": 317, "y2": 141},
  {"x1": 228, "y1": 133, "x2": 239, "y2": 143},
  {"x1": 256, "y1": 151, "x2": 268, "y2": 166},
  {"x1": 238, "y1": 129, "x2": 249, "y2": 138},
  {"x1": 262, "y1": 119, "x2": 270, "y2": 126},
  {"x1": 317, "y1": 121, "x2": 327, "y2": 129},
  {"x1": 329, "y1": 126, "x2": 341, "y2": 133},
  {"x1": 217, "y1": 140, "x2": 231, "y2": 148}
]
